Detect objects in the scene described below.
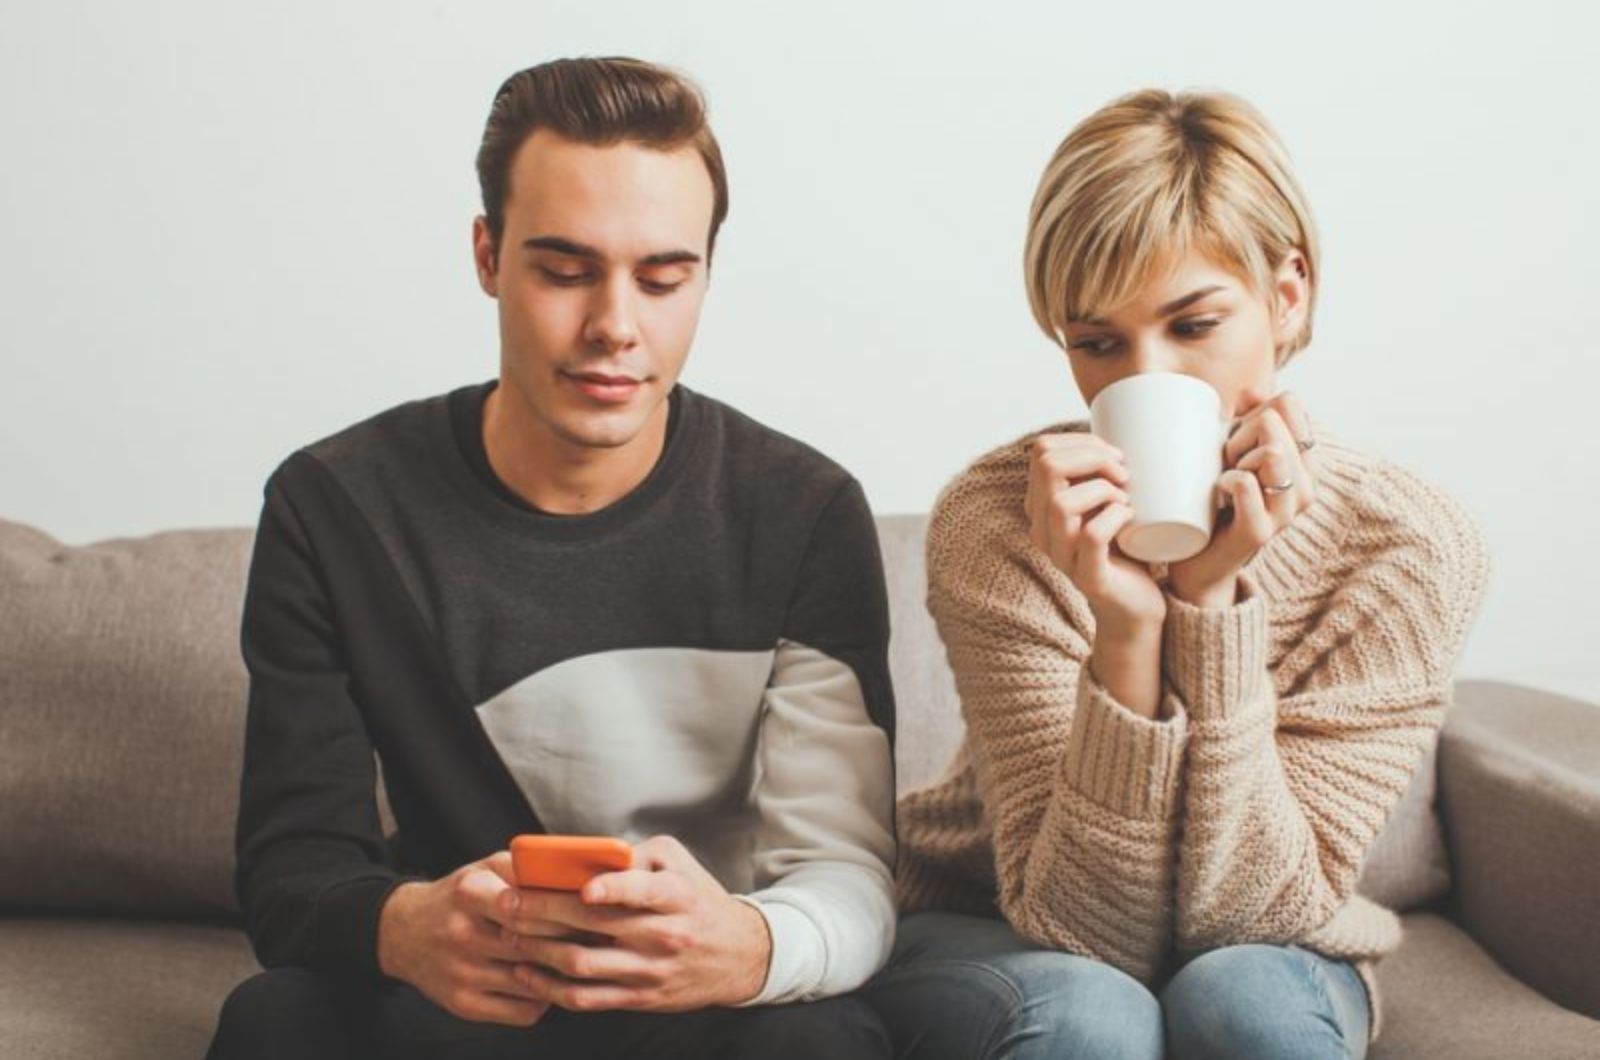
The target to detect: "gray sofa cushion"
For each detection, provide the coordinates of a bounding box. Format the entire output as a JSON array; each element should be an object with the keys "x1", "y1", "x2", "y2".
[
  {"x1": 0, "y1": 520, "x2": 253, "y2": 919},
  {"x1": 1441, "y1": 681, "x2": 1600, "y2": 1020},
  {"x1": 871, "y1": 513, "x2": 1450, "y2": 912},
  {"x1": 0, "y1": 918, "x2": 259, "y2": 1059},
  {"x1": 878, "y1": 515, "x2": 964, "y2": 792},
  {"x1": 1371, "y1": 912, "x2": 1600, "y2": 1059}
]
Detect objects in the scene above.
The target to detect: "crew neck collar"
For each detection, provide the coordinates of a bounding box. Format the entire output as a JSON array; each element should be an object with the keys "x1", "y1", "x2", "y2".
[{"x1": 438, "y1": 379, "x2": 699, "y2": 542}]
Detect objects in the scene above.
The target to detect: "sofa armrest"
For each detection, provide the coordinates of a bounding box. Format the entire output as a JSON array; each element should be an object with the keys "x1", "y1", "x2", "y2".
[{"x1": 1438, "y1": 679, "x2": 1600, "y2": 1020}]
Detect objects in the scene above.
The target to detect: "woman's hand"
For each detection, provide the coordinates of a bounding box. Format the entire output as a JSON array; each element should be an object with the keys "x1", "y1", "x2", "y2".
[
  {"x1": 1166, "y1": 388, "x2": 1318, "y2": 609},
  {"x1": 1024, "y1": 432, "x2": 1166, "y2": 632}
]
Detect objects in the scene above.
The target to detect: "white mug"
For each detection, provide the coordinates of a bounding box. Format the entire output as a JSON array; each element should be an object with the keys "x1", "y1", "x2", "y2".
[{"x1": 1088, "y1": 373, "x2": 1227, "y2": 563}]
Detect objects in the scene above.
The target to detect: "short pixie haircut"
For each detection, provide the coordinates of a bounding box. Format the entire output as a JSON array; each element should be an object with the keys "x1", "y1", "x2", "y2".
[{"x1": 1024, "y1": 89, "x2": 1320, "y2": 365}]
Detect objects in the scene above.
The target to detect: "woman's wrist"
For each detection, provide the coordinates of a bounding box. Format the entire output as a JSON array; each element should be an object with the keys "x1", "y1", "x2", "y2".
[
  {"x1": 1165, "y1": 569, "x2": 1240, "y2": 611},
  {"x1": 1089, "y1": 617, "x2": 1165, "y2": 718}
]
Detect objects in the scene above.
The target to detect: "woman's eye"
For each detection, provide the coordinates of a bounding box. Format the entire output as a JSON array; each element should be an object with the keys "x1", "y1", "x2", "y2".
[
  {"x1": 1069, "y1": 337, "x2": 1119, "y2": 356},
  {"x1": 1173, "y1": 317, "x2": 1220, "y2": 337}
]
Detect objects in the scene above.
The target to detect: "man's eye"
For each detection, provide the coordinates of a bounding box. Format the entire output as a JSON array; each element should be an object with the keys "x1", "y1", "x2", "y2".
[
  {"x1": 1173, "y1": 317, "x2": 1220, "y2": 337},
  {"x1": 639, "y1": 277, "x2": 686, "y2": 296},
  {"x1": 539, "y1": 268, "x2": 592, "y2": 285}
]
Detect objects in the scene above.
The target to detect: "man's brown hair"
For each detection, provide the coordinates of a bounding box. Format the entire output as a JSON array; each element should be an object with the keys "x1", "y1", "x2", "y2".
[{"x1": 476, "y1": 57, "x2": 730, "y2": 261}]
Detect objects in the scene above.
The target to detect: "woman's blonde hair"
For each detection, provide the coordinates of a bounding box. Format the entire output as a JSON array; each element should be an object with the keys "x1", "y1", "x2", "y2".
[{"x1": 1024, "y1": 89, "x2": 1319, "y2": 364}]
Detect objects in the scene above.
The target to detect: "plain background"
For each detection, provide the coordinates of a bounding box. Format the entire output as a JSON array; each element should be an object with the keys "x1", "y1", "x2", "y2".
[{"x1": 3, "y1": 1, "x2": 1596, "y2": 703}]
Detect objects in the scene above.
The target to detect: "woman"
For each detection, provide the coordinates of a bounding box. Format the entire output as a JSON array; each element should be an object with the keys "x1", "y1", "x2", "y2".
[{"x1": 863, "y1": 90, "x2": 1488, "y2": 1059}]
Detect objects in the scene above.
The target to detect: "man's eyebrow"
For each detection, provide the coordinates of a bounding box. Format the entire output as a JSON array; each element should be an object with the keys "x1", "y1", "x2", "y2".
[
  {"x1": 522, "y1": 236, "x2": 701, "y2": 267},
  {"x1": 638, "y1": 249, "x2": 701, "y2": 267},
  {"x1": 1066, "y1": 285, "x2": 1228, "y2": 327},
  {"x1": 523, "y1": 236, "x2": 600, "y2": 259}
]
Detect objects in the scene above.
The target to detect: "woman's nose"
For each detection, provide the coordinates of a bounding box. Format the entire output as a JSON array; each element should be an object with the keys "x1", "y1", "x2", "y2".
[{"x1": 1126, "y1": 340, "x2": 1184, "y2": 375}]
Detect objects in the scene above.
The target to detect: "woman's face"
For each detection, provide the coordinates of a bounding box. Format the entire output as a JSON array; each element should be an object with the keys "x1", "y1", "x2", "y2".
[{"x1": 1059, "y1": 248, "x2": 1308, "y2": 419}]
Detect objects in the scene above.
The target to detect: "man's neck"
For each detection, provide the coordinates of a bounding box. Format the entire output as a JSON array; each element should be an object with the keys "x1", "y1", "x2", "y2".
[{"x1": 481, "y1": 384, "x2": 670, "y2": 516}]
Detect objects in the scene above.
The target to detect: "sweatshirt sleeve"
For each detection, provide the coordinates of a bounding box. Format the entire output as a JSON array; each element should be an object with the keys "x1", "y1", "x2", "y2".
[
  {"x1": 736, "y1": 477, "x2": 899, "y2": 1005},
  {"x1": 923, "y1": 461, "x2": 1189, "y2": 983},
  {"x1": 234, "y1": 456, "x2": 406, "y2": 980},
  {"x1": 1164, "y1": 462, "x2": 1490, "y2": 951}
]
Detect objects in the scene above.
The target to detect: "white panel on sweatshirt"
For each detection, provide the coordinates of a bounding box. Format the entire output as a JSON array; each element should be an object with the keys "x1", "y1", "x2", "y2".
[
  {"x1": 475, "y1": 645, "x2": 775, "y2": 889},
  {"x1": 475, "y1": 640, "x2": 897, "y2": 1003}
]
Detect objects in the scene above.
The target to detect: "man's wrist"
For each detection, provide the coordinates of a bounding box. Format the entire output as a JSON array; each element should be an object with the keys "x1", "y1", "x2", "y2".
[
  {"x1": 376, "y1": 880, "x2": 425, "y2": 981},
  {"x1": 728, "y1": 894, "x2": 774, "y2": 1004}
]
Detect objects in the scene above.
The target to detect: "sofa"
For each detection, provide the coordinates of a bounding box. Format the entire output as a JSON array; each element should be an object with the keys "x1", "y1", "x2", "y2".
[{"x1": 2, "y1": 514, "x2": 1597, "y2": 1059}]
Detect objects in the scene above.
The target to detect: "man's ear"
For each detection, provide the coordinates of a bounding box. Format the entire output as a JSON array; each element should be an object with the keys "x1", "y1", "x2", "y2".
[{"x1": 472, "y1": 216, "x2": 500, "y2": 298}]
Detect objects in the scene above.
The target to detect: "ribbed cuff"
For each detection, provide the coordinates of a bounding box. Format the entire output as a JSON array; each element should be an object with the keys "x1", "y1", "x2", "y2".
[
  {"x1": 1064, "y1": 668, "x2": 1188, "y2": 820},
  {"x1": 1162, "y1": 578, "x2": 1271, "y2": 721},
  {"x1": 313, "y1": 872, "x2": 408, "y2": 981},
  {"x1": 728, "y1": 896, "x2": 821, "y2": 1007}
]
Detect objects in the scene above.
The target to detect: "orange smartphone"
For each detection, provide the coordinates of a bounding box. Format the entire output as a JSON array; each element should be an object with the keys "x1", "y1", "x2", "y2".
[{"x1": 510, "y1": 834, "x2": 634, "y2": 891}]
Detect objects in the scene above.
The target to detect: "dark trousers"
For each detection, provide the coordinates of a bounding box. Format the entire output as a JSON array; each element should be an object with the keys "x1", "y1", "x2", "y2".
[{"x1": 207, "y1": 967, "x2": 892, "y2": 1060}]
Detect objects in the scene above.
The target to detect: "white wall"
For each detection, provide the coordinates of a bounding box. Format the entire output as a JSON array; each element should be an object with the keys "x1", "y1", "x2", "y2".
[{"x1": 3, "y1": 0, "x2": 1596, "y2": 703}]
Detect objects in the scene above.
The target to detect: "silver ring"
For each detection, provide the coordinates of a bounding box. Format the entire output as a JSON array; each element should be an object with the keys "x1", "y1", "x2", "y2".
[
  {"x1": 1261, "y1": 479, "x2": 1295, "y2": 495},
  {"x1": 1297, "y1": 437, "x2": 1317, "y2": 452}
]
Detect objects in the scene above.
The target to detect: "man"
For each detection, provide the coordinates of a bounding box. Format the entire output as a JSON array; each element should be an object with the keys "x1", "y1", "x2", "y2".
[{"x1": 207, "y1": 57, "x2": 896, "y2": 1059}]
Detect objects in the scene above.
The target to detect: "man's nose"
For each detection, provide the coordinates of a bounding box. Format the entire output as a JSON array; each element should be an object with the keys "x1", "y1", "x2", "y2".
[{"x1": 583, "y1": 276, "x2": 640, "y2": 352}]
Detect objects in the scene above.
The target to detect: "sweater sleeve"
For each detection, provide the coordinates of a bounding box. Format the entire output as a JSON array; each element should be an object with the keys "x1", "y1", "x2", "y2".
[
  {"x1": 736, "y1": 477, "x2": 899, "y2": 1004},
  {"x1": 925, "y1": 463, "x2": 1189, "y2": 982},
  {"x1": 234, "y1": 457, "x2": 407, "y2": 980},
  {"x1": 1165, "y1": 463, "x2": 1490, "y2": 951}
]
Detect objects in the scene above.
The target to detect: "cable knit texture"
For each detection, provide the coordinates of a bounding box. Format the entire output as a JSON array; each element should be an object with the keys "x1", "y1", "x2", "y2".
[{"x1": 895, "y1": 420, "x2": 1489, "y2": 1044}]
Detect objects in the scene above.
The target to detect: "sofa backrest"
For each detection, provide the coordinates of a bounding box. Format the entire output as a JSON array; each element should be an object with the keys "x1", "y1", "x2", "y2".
[
  {"x1": 0, "y1": 519, "x2": 253, "y2": 920},
  {"x1": 0, "y1": 515, "x2": 1447, "y2": 922}
]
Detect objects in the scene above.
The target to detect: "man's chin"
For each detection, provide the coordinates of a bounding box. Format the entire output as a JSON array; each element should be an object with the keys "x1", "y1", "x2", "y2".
[{"x1": 549, "y1": 410, "x2": 652, "y2": 451}]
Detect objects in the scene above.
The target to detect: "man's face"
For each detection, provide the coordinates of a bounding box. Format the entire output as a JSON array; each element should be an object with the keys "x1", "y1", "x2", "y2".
[{"x1": 473, "y1": 129, "x2": 714, "y2": 452}]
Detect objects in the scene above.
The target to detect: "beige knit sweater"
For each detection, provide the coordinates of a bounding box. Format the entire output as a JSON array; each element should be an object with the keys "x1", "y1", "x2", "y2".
[{"x1": 895, "y1": 421, "x2": 1489, "y2": 1042}]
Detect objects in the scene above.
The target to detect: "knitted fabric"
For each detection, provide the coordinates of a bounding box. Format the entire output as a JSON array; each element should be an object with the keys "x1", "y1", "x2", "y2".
[{"x1": 896, "y1": 421, "x2": 1489, "y2": 1042}]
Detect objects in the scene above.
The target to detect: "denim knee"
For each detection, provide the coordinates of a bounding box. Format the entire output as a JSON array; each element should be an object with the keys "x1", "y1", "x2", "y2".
[
  {"x1": 868, "y1": 947, "x2": 1161, "y2": 1060},
  {"x1": 991, "y1": 950, "x2": 1164, "y2": 1060},
  {"x1": 1161, "y1": 944, "x2": 1366, "y2": 1060}
]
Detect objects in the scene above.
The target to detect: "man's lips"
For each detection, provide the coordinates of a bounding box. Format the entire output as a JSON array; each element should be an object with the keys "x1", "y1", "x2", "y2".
[{"x1": 563, "y1": 370, "x2": 646, "y2": 404}]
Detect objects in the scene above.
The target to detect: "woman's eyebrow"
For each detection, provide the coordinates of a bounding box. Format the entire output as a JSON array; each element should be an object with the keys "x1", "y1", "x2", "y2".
[
  {"x1": 1157, "y1": 285, "x2": 1227, "y2": 316},
  {"x1": 1067, "y1": 284, "x2": 1228, "y2": 326}
]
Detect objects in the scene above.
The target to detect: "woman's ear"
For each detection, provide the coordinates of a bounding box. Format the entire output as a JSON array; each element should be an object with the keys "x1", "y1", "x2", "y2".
[{"x1": 1273, "y1": 250, "x2": 1311, "y2": 351}]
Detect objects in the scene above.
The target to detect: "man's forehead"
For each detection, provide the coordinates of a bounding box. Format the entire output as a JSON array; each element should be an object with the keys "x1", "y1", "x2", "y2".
[{"x1": 504, "y1": 130, "x2": 713, "y2": 256}]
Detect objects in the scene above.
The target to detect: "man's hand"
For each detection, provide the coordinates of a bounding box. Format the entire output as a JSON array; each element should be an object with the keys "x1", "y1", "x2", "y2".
[
  {"x1": 376, "y1": 852, "x2": 552, "y2": 1027},
  {"x1": 498, "y1": 835, "x2": 773, "y2": 1012}
]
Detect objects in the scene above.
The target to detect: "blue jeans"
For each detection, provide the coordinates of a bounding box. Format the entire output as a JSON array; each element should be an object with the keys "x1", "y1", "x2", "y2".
[{"x1": 863, "y1": 912, "x2": 1370, "y2": 1060}]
